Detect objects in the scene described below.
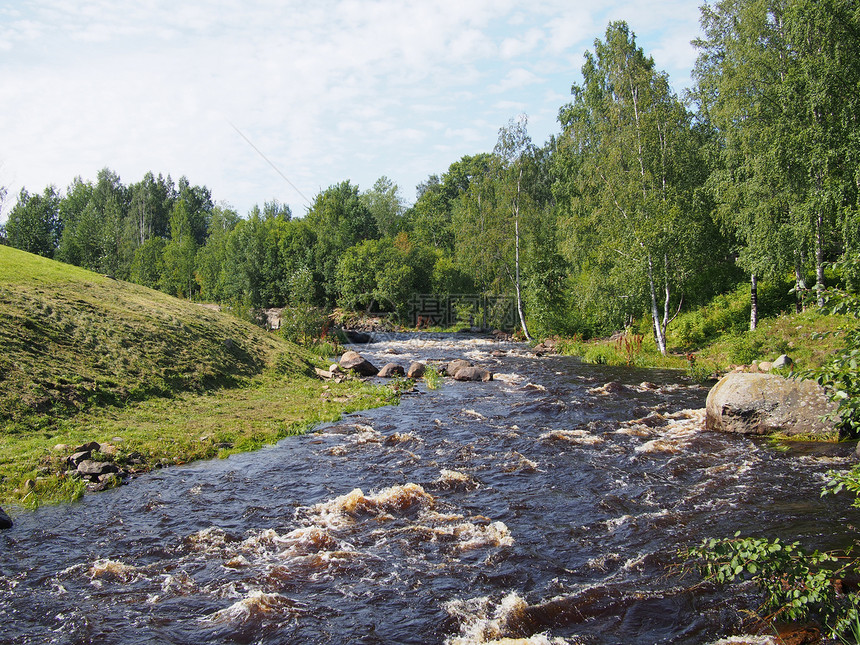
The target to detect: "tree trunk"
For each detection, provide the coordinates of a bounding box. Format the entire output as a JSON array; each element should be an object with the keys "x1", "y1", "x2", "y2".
[
  {"x1": 660, "y1": 253, "x2": 671, "y2": 344},
  {"x1": 750, "y1": 273, "x2": 758, "y2": 331},
  {"x1": 794, "y1": 257, "x2": 806, "y2": 314},
  {"x1": 648, "y1": 254, "x2": 667, "y2": 355},
  {"x1": 513, "y1": 168, "x2": 531, "y2": 341},
  {"x1": 815, "y1": 211, "x2": 825, "y2": 307}
]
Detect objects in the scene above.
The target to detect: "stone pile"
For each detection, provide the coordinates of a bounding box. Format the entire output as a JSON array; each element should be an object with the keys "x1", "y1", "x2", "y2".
[
  {"x1": 331, "y1": 351, "x2": 493, "y2": 384},
  {"x1": 58, "y1": 441, "x2": 139, "y2": 492}
]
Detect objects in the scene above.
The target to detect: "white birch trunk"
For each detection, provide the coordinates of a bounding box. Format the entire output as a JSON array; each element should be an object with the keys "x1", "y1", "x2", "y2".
[{"x1": 648, "y1": 254, "x2": 667, "y2": 355}]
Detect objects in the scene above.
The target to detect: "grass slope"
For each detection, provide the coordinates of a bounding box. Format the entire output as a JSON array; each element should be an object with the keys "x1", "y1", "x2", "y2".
[
  {"x1": 0, "y1": 245, "x2": 309, "y2": 426},
  {"x1": 0, "y1": 246, "x2": 392, "y2": 507}
]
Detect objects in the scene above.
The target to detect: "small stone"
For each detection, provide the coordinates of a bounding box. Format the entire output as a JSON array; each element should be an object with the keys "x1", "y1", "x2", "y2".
[
  {"x1": 758, "y1": 361, "x2": 773, "y2": 372},
  {"x1": 0, "y1": 507, "x2": 12, "y2": 530},
  {"x1": 773, "y1": 354, "x2": 794, "y2": 370},
  {"x1": 73, "y1": 442, "x2": 101, "y2": 454},
  {"x1": 68, "y1": 451, "x2": 92, "y2": 467},
  {"x1": 98, "y1": 473, "x2": 123, "y2": 487},
  {"x1": 53, "y1": 444, "x2": 70, "y2": 452},
  {"x1": 77, "y1": 460, "x2": 119, "y2": 478}
]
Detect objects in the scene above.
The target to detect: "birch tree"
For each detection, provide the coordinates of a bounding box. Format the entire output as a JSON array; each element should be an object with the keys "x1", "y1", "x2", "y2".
[
  {"x1": 557, "y1": 22, "x2": 700, "y2": 353},
  {"x1": 694, "y1": 0, "x2": 860, "y2": 320}
]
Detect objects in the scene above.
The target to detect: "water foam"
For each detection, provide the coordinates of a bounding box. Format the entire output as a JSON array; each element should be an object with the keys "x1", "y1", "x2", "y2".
[
  {"x1": 539, "y1": 429, "x2": 604, "y2": 446},
  {"x1": 302, "y1": 483, "x2": 436, "y2": 529},
  {"x1": 444, "y1": 592, "x2": 574, "y2": 645},
  {"x1": 631, "y1": 409, "x2": 705, "y2": 454},
  {"x1": 87, "y1": 559, "x2": 142, "y2": 583},
  {"x1": 206, "y1": 590, "x2": 305, "y2": 623}
]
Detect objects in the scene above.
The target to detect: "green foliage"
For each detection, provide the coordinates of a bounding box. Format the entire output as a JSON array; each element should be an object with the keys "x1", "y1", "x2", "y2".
[
  {"x1": 684, "y1": 534, "x2": 853, "y2": 634},
  {"x1": 423, "y1": 366, "x2": 442, "y2": 390},
  {"x1": 555, "y1": 21, "x2": 719, "y2": 353},
  {"x1": 5, "y1": 186, "x2": 62, "y2": 258},
  {"x1": 801, "y1": 289, "x2": 860, "y2": 438},
  {"x1": 278, "y1": 304, "x2": 331, "y2": 347},
  {"x1": 305, "y1": 180, "x2": 378, "y2": 304},
  {"x1": 360, "y1": 176, "x2": 405, "y2": 238}
]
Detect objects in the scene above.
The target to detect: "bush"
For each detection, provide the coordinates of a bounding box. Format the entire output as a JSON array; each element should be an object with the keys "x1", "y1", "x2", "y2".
[
  {"x1": 802, "y1": 289, "x2": 860, "y2": 438},
  {"x1": 279, "y1": 305, "x2": 331, "y2": 346},
  {"x1": 684, "y1": 534, "x2": 856, "y2": 636}
]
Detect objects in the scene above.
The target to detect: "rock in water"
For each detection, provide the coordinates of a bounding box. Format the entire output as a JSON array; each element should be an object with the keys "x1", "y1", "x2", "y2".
[
  {"x1": 339, "y1": 350, "x2": 379, "y2": 376},
  {"x1": 706, "y1": 372, "x2": 838, "y2": 436},
  {"x1": 445, "y1": 359, "x2": 472, "y2": 377},
  {"x1": 453, "y1": 366, "x2": 493, "y2": 382},
  {"x1": 377, "y1": 363, "x2": 405, "y2": 378},
  {"x1": 407, "y1": 362, "x2": 426, "y2": 379},
  {"x1": 0, "y1": 507, "x2": 12, "y2": 530}
]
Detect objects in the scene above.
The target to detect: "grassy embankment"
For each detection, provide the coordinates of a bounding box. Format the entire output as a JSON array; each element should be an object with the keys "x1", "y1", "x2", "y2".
[
  {"x1": 550, "y1": 281, "x2": 856, "y2": 379},
  {"x1": 0, "y1": 246, "x2": 393, "y2": 508}
]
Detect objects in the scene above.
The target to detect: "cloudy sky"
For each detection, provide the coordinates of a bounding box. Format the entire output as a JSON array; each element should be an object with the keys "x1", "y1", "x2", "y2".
[{"x1": 0, "y1": 0, "x2": 703, "y2": 221}]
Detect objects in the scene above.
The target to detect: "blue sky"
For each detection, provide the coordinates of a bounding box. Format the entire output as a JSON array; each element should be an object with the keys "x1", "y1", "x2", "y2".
[{"x1": 0, "y1": 0, "x2": 703, "y2": 221}]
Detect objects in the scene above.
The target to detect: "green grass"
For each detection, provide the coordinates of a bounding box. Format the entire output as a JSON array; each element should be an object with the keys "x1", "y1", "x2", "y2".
[
  {"x1": 0, "y1": 246, "x2": 393, "y2": 507},
  {"x1": 550, "y1": 280, "x2": 856, "y2": 378},
  {"x1": 1, "y1": 374, "x2": 393, "y2": 507},
  {"x1": 0, "y1": 245, "x2": 314, "y2": 424},
  {"x1": 693, "y1": 307, "x2": 856, "y2": 376},
  {"x1": 554, "y1": 332, "x2": 688, "y2": 370}
]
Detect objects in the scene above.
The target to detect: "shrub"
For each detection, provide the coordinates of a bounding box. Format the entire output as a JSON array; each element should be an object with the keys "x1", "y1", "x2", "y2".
[{"x1": 279, "y1": 305, "x2": 331, "y2": 345}]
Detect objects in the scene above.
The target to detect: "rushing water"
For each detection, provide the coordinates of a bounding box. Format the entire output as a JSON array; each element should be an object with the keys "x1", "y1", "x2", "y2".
[{"x1": 1, "y1": 334, "x2": 857, "y2": 645}]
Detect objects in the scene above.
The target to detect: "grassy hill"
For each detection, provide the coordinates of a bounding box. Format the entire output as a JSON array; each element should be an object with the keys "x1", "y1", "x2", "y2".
[
  {"x1": 0, "y1": 245, "x2": 313, "y2": 427},
  {"x1": 0, "y1": 246, "x2": 390, "y2": 507}
]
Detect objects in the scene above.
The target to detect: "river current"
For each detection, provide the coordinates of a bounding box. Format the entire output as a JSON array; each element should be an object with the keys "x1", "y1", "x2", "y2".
[{"x1": 1, "y1": 334, "x2": 857, "y2": 644}]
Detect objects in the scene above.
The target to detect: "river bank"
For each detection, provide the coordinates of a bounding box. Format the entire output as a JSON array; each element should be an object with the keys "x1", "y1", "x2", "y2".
[{"x1": 0, "y1": 372, "x2": 395, "y2": 509}]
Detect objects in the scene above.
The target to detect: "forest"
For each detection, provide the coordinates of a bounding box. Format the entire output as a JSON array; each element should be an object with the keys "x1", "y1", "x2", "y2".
[{"x1": 2, "y1": 0, "x2": 859, "y2": 356}]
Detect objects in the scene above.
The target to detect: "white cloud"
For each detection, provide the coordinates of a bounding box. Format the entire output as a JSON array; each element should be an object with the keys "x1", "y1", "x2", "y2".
[
  {"x1": 490, "y1": 67, "x2": 544, "y2": 93},
  {"x1": 0, "y1": 0, "x2": 705, "y2": 221}
]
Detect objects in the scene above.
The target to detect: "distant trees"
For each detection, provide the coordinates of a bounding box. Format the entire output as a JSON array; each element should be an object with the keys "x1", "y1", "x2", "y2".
[{"x1": 5, "y1": 186, "x2": 61, "y2": 258}]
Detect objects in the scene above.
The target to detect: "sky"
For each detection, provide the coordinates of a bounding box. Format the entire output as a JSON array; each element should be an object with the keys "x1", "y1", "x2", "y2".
[{"x1": 0, "y1": 0, "x2": 703, "y2": 222}]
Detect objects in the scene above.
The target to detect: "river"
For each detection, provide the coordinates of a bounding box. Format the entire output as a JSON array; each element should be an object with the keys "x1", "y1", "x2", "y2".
[{"x1": 1, "y1": 334, "x2": 856, "y2": 644}]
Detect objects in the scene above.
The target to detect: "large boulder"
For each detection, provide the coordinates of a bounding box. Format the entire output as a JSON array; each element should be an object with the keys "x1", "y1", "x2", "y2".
[
  {"x1": 705, "y1": 372, "x2": 838, "y2": 436},
  {"x1": 339, "y1": 350, "x2": 379, "y2": 376}
]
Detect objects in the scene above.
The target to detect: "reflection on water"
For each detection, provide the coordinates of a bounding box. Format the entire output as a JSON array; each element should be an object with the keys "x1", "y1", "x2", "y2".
[{"x1": 1, "y1": 333, "x2": 856, "y2": 644}]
